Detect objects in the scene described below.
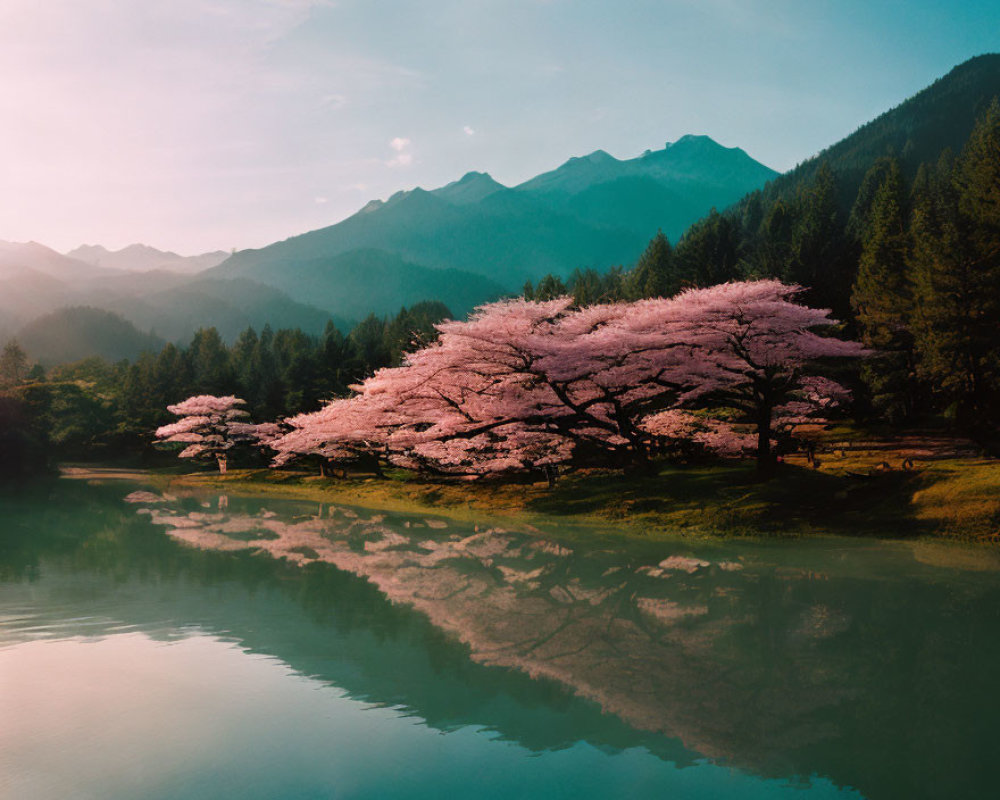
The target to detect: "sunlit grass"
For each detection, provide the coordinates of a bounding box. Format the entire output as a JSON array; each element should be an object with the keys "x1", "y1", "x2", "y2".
[{"x1": 157, "y1": 438, "x2": 1000, "y2": 543}]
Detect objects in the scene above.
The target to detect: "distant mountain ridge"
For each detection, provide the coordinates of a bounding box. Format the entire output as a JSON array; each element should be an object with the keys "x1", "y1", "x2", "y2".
[
  {"x1": 209, "y1": 134, "x2": 778, "y2": 317},
  {"x1": 67, "y1": 243, "x2": 229, "y2": 274},
  {"x1": 0, "y1": 240, "x2": 114, "y2": 281}
]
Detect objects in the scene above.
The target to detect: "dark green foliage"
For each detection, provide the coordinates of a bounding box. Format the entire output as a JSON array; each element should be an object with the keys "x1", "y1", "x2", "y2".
[
  {"x1": 910, "y1": 103, "x2": 1000, "y2": 431},
  {"x1": 0, "y1": 339, "x2": 29, "y2": 389},
  {"x1": 625, "y1": 231, "x2": 675, "y2": 299},
  {"x1": 522, "y1": 274, "x2": 568, "y2": 301},
  {"x1": 851, "y1": 160, "x2": 916, "y2": 421},
  {"x1": 673, "y1": 210, "x2": 742, "y2": 288},
  {"x1": 3, "y1": 302, "x2": 456, "y2": 463},
  {"x1": 0, "y1": 394, "x2": 49, "y2": 476}
]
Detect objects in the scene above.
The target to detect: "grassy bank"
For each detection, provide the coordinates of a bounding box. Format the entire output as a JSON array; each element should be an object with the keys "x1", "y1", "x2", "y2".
[{"x1": 155, "y1": 442, "x2": 1000, "y2": 543}]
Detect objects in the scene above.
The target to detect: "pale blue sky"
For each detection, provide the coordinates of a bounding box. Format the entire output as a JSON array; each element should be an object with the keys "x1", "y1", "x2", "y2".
[{"x1": 0, "y1": 0, "x2": 996, "y2": 253}]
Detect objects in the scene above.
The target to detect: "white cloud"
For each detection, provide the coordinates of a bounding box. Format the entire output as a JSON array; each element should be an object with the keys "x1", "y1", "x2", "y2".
[
  {"x1": 314, "y1": 196, "x2": 328, "y2": 204},
  {"x1": 463, "y1": 125, "x2": 475, "y2": 136},
  {"x1": 386, "y1": 137, "x2": 413, "y2": 167}
]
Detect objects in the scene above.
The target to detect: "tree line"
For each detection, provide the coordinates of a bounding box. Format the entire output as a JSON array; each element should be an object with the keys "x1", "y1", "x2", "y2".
[{"x1": 0, "y1": 302, "x2": 451, "y2": 475}]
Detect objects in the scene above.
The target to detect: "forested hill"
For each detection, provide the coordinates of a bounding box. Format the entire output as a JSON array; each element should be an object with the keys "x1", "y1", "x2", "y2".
[
  {"x1": 207, "y1": 135, "x2": 777, "y2": 317},
  {"x1": 748, "y1": 53, "x2": 1000, "y2": 213},
  {"x1": 17, "y1": 306, "x2": 165, "y2": 366}
]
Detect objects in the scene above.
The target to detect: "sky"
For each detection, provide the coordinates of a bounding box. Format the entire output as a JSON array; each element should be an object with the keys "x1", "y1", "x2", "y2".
[{"x1": 0, "y1": 0, "x2": 997, "y2": 255}]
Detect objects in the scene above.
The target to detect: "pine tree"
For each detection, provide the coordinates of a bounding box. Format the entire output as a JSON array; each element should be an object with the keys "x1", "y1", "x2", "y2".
[
  {"x1": 910, "y1": 101, "x2": 1000, "y2": 430},
  {"x1": 626, "y1": 231, "x2": 675, "y2": 299},
  {"x1": 851, "y1": 160, "x2": 915, "y2": 421},
  {"x1": 788, "y1": 163, "x2": 853, "y2": 316},
  {"x1": 673, "y1": 210, "x2": 741, "y2": 288}
]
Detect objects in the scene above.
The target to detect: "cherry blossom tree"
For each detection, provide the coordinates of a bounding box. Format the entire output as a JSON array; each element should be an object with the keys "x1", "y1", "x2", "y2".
[
  {"x1": 154, "y1": 395, "x2": 263, "y2": 473},
  {"x1": 661, "y1": 281, "x2": 866, "y2": 471},
  {"x1": 267, "y1": 281, "x2": 866, "y2": 478}
]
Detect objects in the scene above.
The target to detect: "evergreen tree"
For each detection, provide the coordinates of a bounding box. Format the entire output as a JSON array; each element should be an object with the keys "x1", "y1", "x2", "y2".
[
  {"x1": 851, "y1": 159, "x2": 915, "y2": 421},
  {"x1": 188, "y1": 327, "x2": 231, "y2": 394},
  {"x1": 532, "y1": 274, "x2": 568, "y2": 301},
  {"x1": 350, "y1": 313, "x2": 391, "y2": 376},
  {"x1": 626, "y1": 231, "x2": 675, "y2": 299},
  {"x1": 318, "y1": 321, "x2": 358, "y2": 397},
  {"x1": 788, "y1": 163, "x2": 854, "y2": 315},
  {"x1": 673, "y1": 210, "x2": 741, "y2": 287},
  {"x1": 911, "y1": 102, "x2": 1000, "y2": 430},
  {"x1": 749, "y1": 196, "x2": 795, "y2": 280}
]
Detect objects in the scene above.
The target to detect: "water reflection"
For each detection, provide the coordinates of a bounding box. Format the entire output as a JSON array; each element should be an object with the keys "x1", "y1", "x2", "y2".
[
  {"x1": 3, "y1": 478, "x2": 1000, "y2": 799},
  {"x1": 119, "y1": 486, "x2": 1000, "y2": 800}
]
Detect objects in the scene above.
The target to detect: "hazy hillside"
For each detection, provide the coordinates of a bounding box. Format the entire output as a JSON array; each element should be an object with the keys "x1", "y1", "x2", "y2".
[
  {"x1": 234, "y1": 248, "x2": 509, "y2": 320},
  {"x1": 209, "y1": 135, "x2": 777, "y2": 310},
  {"x1": 100, "y1": 277, "x2": 342, "y2": 342},
  {"x1": 67, "y1": 243, "x2": 229, "y2": 274},
  {"x1": 17, "y1": 306, "x2": 164, "y2": 365},
  {"x1": 0, "y1": 268, "x2": 339, "y2": 353},
  {"x1": 0, "y1": 241, "x2": 116, "y2": 281}
]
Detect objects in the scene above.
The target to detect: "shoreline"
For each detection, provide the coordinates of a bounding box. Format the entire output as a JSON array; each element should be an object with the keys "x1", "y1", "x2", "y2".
[{"x1": 97, "y1": 449, "x2": 1000, "y2": 545}]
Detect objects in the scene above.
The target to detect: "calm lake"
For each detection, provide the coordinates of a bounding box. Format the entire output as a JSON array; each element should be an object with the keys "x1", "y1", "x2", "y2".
[{"x1": 2, "y1": 471, "x2": 999, "y2": 799}]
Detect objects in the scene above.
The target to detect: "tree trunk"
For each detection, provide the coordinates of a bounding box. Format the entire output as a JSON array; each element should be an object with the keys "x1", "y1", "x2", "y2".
[
  {"x1": 544, "y1": 465, "x2": 557, "y2": 488},
  {"x1": 756, "y1": 404, "x2": 774, "y2": 476}
]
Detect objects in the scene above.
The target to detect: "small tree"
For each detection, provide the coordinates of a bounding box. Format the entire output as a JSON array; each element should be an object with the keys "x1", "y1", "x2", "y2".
[
  {"x1": 0, "y1": 340, "x2": 29, "y2": 390},
  {"x1": 154, "y1": 395, "x2": 258, "y2": 473}
]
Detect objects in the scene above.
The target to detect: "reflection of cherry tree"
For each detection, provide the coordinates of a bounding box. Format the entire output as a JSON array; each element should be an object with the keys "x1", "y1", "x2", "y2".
[
  {"x1": 269, "y1": 281, "x2": 866, "y2": 477},
  {"x1": 155, "y1": 395, "x2": 263, "y2": 473}
]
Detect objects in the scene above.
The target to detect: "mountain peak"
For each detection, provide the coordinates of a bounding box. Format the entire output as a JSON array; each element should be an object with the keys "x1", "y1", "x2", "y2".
[
  {"x1": 431, "y1": 171, "x2": 506, "y2": 205},
  {"x1": 580, "y1": 149, "x2": 616, "y2": 164}
]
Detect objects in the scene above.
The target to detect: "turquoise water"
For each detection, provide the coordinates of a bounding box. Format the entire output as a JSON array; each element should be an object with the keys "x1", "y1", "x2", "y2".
[{"x1": 2, "y1": 473, "x2": 999, "y2": 799}]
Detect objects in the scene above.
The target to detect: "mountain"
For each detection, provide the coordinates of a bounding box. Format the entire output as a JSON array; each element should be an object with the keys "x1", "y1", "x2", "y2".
[
  {"x1": 224, "y1": 248, "x2": 509, "y2": 321},
  {"x1": 17, "y1": 306, "x2": 165, "y2": 365},
  {"x1": 97, "y1": 277, "x2": 344, "y2": 343},
  {"x1": 67, "y1": 243, "x2": 229, "y2": 274},
  {"x1": 0, "y1": 265, "x2": 340, "y2": 355},
  {"x1": 208, "y1": 135, "x2": 778, "y2": 312},
  {"x1": 431, "y1": 171, "x2": 506, "y2": 205},
  {"x1": 517, "y1": 135, "x2": 773, "y2": 200},
  {"x1": 0, "y1": 241, "x2": 115, "y2": 281},
  {"x1": 751, "y1": 53, "x2": 1000, "y2": 212}
]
